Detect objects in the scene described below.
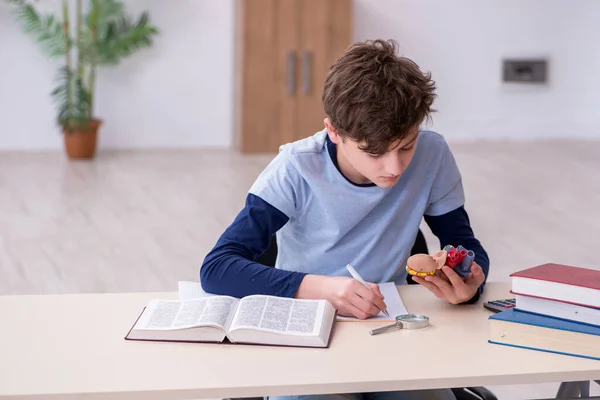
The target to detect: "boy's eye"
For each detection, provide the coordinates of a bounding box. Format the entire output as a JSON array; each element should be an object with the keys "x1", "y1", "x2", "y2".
[{"x1": 400, "y1": 146, "x2": 414, "y2": 152}]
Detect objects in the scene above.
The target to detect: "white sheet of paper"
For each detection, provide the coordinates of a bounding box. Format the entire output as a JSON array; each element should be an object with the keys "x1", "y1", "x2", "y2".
[
  {"x1": 178, "y1": 281, "x2": 217, "y2": 300},
  {"x1": 336, "y1": 281, "x2": 408, "y2": 322}
]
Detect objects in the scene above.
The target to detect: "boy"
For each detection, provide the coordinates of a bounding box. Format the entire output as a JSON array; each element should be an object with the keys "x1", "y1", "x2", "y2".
[{"x1": 200, "y1": 39, "x2": 489, "y2": 400}]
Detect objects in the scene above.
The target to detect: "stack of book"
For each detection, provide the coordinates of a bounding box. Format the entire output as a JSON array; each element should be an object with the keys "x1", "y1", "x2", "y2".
[{"x1": 488, "y1": 263, "x2": 600, "y2": 360}]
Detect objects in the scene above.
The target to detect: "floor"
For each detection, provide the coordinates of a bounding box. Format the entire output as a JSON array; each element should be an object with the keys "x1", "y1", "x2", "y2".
[{"x1": 1, "y1": 139, "x2": 599, "y2": 399}]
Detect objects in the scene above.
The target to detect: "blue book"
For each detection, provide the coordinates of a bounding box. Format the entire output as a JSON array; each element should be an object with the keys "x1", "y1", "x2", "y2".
[{"x1": 488, "y1": 308, "x2": 600, "y2": 361}]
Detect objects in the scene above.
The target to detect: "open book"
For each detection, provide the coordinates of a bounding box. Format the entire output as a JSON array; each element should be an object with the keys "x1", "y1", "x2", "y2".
[{"x1": 125, "y1": 295, "x2": 336, "y2": 348}]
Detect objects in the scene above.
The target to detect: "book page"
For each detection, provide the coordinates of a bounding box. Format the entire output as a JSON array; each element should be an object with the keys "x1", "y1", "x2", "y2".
[
  {"x1": 337, "y1": 282, "x2": 408, "y2": 321},
  {"x1": 135, "y1": 297, "x2": 238, "y2": 330},
  {"x1": 229, "y1": 296, "x2": 324, "y2": 336}
]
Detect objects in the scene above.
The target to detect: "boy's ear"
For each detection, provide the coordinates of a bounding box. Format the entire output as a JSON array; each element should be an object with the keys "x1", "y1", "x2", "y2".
[{"x1": 324, "y1": 118, "x2": 342, "y2": 144}]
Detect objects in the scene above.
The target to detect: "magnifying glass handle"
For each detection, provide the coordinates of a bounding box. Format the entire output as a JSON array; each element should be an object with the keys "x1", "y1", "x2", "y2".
[{"x1": 369, "y1": 322, "x2": 402, "y2": 336}]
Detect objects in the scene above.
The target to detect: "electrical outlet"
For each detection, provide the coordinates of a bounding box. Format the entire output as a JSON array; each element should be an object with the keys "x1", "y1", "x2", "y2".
[{"x1": 502, "y1": 59, "x2": 548, "y2": 83}]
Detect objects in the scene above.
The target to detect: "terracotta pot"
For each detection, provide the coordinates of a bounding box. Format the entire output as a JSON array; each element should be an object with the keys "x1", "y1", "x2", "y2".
[{"x1": 63, "y1": 119, "x2": 102, "y2": 159}]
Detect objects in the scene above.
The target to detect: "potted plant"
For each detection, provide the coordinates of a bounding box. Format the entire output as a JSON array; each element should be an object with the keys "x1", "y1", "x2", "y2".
[{"x1": 5, "y1": 0, "x2": 158, "y2": 159}]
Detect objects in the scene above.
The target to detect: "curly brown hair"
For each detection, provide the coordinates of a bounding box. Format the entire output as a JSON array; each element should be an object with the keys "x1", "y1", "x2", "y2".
[{"x1": 322, "y1": 39, "x2": 437, "y2": 155}]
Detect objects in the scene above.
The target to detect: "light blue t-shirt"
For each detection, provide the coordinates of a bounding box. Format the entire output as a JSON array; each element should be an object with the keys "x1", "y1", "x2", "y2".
[{"x1": 248, "y1": 128, "x2": 465, "y2": 285}]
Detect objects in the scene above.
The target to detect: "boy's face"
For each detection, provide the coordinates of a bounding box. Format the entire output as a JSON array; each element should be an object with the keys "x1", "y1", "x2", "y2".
[{"x1": 325, "y1": 118, "x2": 419, "y2": 188}]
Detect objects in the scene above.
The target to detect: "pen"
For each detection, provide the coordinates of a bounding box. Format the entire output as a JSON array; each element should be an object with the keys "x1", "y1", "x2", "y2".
[{"x1": 345, "y1": 264, "x2": 389, "y2": 317}]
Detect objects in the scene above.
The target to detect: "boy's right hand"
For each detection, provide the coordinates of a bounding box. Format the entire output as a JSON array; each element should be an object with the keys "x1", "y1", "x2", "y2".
[{"x1": 295, "y1": 275, "x2": 386, "y2": 319}]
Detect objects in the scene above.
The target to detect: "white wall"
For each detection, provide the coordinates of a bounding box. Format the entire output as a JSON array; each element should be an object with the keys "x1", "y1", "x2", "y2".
[
  {"x1": 0, "y1": 1, "x2": 599, "y2": 151},
  {"x1": 354, "y1": 0, "x2": 600, "y2": 141},
  {"x1": 0, "y1": 0, "x2": 234, "y2": 151}
]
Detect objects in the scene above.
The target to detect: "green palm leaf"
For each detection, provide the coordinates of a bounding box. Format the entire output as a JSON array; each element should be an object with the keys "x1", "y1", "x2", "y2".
[
  {"x1": 86, "y1": 0, "x2": 123, "y2": 30},
  {"x1": 92, "y1": 12, "x2": 158, "y2": 65},
  {"x1": 12, "y1": 4, "x2": 68, "y2": 58},
  {"x1": 51, "y1": 66, "x2": 74, "y2": 126},
  {"x1": 51, "y1": 66, "x2": 91, "y2": 129}
]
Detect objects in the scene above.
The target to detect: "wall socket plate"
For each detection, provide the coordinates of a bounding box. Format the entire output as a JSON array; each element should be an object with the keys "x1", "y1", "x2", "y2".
[{"x1": 502, "y1": 59, "x2": 548, "y2": 83}]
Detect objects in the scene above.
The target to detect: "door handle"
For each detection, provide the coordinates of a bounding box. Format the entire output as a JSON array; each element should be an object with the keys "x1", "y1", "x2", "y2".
[
  {"x1": 287, "y1": 50, "x2": 296, "y2": 95},
  {"x1": 302, "y1": 51, "x2": 312, "y2": 95}
]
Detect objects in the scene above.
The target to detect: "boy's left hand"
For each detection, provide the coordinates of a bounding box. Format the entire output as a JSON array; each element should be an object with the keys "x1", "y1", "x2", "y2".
[{"x1": 412, "y1": 262, "x2": 485, "y2": 304}]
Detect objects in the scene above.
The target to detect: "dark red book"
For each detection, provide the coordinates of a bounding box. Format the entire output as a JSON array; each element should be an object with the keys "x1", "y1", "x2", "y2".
[{"x1": 510, "y1": 263, "x2": 600, "y2": 308}]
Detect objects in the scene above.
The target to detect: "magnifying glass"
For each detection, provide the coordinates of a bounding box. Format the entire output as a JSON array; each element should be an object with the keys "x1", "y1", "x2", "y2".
[{"x1": 369, "y1": 314, "x2": 430, "y2": 335}]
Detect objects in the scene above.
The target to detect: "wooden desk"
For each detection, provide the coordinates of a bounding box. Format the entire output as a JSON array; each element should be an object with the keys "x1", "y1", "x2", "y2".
[{"x1": 1, "y1": 282, "x2": 599, "y2": 399}]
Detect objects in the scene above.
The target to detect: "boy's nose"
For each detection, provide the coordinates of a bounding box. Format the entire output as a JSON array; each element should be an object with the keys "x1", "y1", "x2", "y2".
[{"x1": 384, "y1": 158, "x2": 403, "y2": 176}]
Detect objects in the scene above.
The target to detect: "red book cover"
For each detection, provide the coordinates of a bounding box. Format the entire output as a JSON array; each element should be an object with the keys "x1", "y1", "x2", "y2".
[{"x1": 509, "y1": 263, "x2": 600, "y2": 291}]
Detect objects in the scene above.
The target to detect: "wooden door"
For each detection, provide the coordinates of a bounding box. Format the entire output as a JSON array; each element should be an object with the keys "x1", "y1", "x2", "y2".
[
  {"x1": 297, "y1": 0, "x2": 353, "y2": 142},
  {"x1": 276, "y1": 0, "x2": 300, "y2": 147},
  {"x1": 234, "y1": 0, "x2": 352, "y2": 153},
  {"x1": 234, "y1": 0, "x2": 281, "y2": 153}
]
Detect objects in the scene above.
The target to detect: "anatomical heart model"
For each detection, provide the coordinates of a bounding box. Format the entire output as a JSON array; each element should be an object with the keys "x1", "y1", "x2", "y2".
[{"x1": 406, "y1": 245, "x2": 475, "y2": 279}]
